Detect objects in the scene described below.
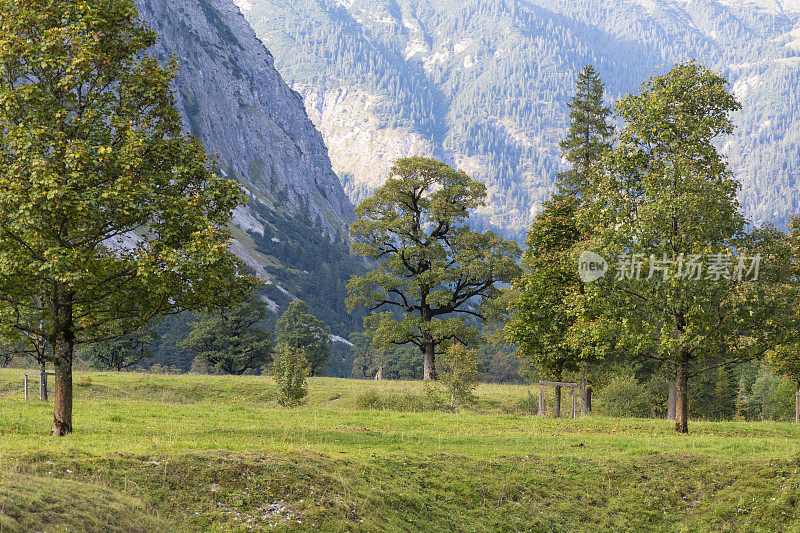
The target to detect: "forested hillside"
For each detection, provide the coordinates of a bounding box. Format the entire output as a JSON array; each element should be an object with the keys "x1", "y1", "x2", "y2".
[{"x1": 236, "y1": 0, "x2": 800, "y2": 239}]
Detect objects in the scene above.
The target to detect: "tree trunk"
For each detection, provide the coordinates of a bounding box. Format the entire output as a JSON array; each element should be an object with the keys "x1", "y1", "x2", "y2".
[
  {"x1": 52, "y1": 338, "x2": 73, "y2": 436},
  {"x1": 51, "y1": 295, "x2": 74, "y2": 437},
  {"x1": 553, "y1": 362, "x2": 563, "y2": 417},
  {"x1": 674, "y1": 362, "x2": 688, "y2": 434},
  {"x1": 586, "y1": 386, "x2": 592, "y2": 414},
  {"x1": 374, "y1": 362, "x2": 384, "y2": 381},
  {"x1": 423, "y1": 343, "x2": 437, "y2": 381},
  {"x1": 667, "y1": 382, "x2": 677, "y2": 421}
]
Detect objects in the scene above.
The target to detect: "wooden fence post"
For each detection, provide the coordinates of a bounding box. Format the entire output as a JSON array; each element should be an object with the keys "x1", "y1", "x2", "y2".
[
  {"x1": 586, "y1": 386, "x2": 592, "y2": 414},
  {"x1": 796, "y1": 389, "x2": 799, "y2": 424},
  {"x1": 571, "y1": 385, "x2": 577, "y2": 419},
  {"x1": 24, "y1": 374, "x2": 28, "y2": 402},
  {"x1": 538, "y1": 383, "x2": 544, "y2": 416}
]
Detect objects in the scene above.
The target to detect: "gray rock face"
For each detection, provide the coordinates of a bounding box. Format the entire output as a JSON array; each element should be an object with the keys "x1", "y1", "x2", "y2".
[{"x1": 134, "y1": 0, "x2": 355, "y2": 242}]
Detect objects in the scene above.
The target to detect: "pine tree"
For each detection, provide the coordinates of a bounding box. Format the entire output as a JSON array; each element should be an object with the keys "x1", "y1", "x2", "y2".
[{"x1": 557, "y1": 65, "x2": 614, "y2": 199}]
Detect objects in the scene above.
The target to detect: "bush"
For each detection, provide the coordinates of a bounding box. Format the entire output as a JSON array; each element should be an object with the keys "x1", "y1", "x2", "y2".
[
  {"x1": 354, "y1": 389, "x2": 439, "y2": 412},
  {"x1": 514, "y1": 391, "x2": 540, "y2": 415},
  {"x1": 440, "y1": 344, "x2": 480, "y2": 409},
  {"x1": 273, "y1": 344, "x2": 309, "y2": 407},
  {"x1": 596, "y1": 375, "x2": 652, "y2": 418},
  {"x1": 355, "y1": 390, "x2": 383, "y2": 410}
]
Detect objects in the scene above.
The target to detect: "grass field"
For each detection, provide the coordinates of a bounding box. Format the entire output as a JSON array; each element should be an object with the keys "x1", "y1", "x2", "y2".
[{"x1": 1, "y1": 369, "x2": 799, "y2": 532}]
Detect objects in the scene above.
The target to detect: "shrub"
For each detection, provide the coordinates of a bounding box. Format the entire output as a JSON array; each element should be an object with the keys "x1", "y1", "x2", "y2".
[
  {"x1": 596, "y1": 375, "x2": 652, "y2": 418},
  {"x1": 440, "y1": 344, "x2": 480, "y2": 409},
  {"x1": 355, "y1": 390, "x2": 383, "y2": 410},
  {"x1": 189, "y1": 355, "x2": 213, "y2": 375},
  {"x1": 514, "y1": 391, "x2": 540, "y2": 415},
  {"x1": 273, "y1": 344, "x2": 309, "y2": 407},
  {"x1": 354, "y1": 389, "x2": 439, "y2": 412}
]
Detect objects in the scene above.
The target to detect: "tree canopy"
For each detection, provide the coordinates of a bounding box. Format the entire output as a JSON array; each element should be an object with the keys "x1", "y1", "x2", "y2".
[
  {"x1": 347, "y1": 157, "x2": 521, "y2": 381},
  {"x1": 0, "y1": 0, "x2": 254, "y2": 435},
  {"x1": 180, "y1": 297, "x2": 273, "y2": 375},
  {"x1": 580, "y1": 62, "x2": 794, "y2": 433}
]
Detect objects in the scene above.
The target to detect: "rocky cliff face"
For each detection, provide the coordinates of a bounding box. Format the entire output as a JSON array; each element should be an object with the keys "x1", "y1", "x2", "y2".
[{"x1": 134, "y1": 0, "x2": 355, "y2": 278}]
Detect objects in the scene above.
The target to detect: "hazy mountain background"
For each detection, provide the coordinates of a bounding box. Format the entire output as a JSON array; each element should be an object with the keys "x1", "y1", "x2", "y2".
[{"x1": 234, "y1": 0, "x2": 800, "y2": 239}]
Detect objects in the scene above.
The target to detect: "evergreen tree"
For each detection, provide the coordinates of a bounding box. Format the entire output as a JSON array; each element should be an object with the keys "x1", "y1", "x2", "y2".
[
  {"x1": 557, "y1": 65, "x2": 614, "y2": 199},
  {"x1": 275, "y1": 300, "x2": 331, "y2": 376},
  {"x1": 180, "y1": 298, "x2": 273, "y2": 375}
]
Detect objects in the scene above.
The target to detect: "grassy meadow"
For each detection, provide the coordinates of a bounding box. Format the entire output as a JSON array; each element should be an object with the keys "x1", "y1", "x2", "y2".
[{"x1": 1, "y1": 369, "x2": 799, "y2": 532}]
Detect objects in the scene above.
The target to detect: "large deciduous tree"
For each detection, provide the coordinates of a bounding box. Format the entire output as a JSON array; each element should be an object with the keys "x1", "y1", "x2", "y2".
[
  {"x1": 347, "y1": 157, "x2": 521, "y2": 381},
  {"x1": 581, "y1": 62, "x2": 793, "y2": 433},
  {"x1": 0, "y1": 0, "x2": 253, "y2": 435}
]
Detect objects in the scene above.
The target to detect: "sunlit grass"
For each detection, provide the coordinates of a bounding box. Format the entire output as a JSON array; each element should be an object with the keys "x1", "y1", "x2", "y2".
[{"x1": 1, "y1": 369, "x2": 799, "y2": 531}]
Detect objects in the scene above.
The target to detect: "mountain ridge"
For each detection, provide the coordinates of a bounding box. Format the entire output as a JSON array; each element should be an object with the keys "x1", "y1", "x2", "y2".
[{"x1": 235, "y1": 0, "x2": 800, "y2": 239}]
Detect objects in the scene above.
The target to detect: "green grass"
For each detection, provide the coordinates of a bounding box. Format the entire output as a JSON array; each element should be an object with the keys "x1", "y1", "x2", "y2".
[{"x1": 1, "y1": 369, "x2": 800, "y2": 531}]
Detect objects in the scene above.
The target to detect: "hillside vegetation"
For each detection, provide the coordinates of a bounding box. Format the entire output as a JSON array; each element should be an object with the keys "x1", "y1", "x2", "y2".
[
  {"x1": 1, "y1": 370, "x2": 799, "y2": 531},
  {"x1": 237, "y1": 0, "x2": 800, "y2": 239}
]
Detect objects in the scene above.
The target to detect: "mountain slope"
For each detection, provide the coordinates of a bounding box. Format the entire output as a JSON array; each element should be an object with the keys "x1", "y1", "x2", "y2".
[
  {"x1": 135, "y1": 0, "x2": 355, "y2": 264},
  {"x1": 235, "y1": 0, "x2": 800, "y2": 239},
  {"x1": 133, "y1": 0, "x2": 362, "y2": 341}
]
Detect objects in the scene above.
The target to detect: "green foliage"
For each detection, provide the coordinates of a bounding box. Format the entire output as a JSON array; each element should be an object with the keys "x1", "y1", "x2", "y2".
[
  {"x1": 737, "y1": 367, "x2": 798, "y2": 422},
  {"x1": 507, "y1": 196, "x2": 594, "y2": 382},
  {"x1": 353, "y1": 387, "x2": 441, "y2": 411},
  {"x1": 766, "y1": 215, "x2": 800, "y2": 394},
  {"x1": 180, "y1": 296, "x2": 273, "y2": 375},
  {"x1": 81, "y1": 326, "x2": 158, "y2": 372},
  {"x1": 273, "y1": 344, "x2": 309, "y2": 407},
  {"x1": 348, "y1": 157, "x2": 521, "y2": 380},
  {"x1": 440, "y1": 344, "x2": 480, "y2": 409},
  {"x1": 557, "y1": 64, "x2": 613, "y2": 198},
  {"x1": 0, "y1": 0, "x2": 255, "y2": 433},
  {"x1": 595, "y1": 375, "x2": 652, "y2": 418},
  {"x1": 580, "y1": 62, "x2": 796, "y2": 432},
  {"x1": 275, "y1": 300, "x2": 330, "y2": 376}
]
